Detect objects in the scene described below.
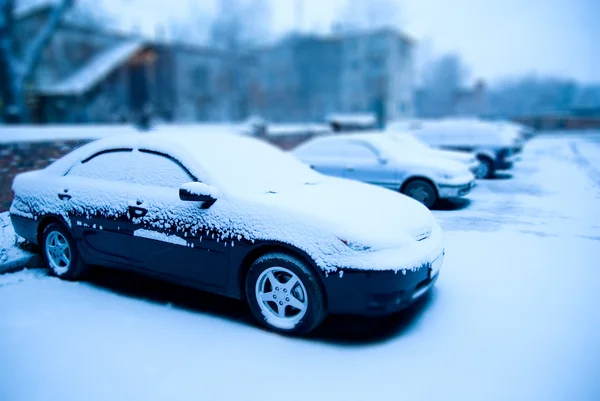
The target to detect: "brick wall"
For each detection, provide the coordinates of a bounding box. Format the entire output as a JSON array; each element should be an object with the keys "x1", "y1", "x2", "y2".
[{"x1": 0, "y1": 140, "x2": 91, "y2": 212}]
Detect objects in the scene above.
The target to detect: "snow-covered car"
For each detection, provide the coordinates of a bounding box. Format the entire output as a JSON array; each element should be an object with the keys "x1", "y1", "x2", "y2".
[
  {"x1": 9, "y1": 133, "x2": 444, "y2": 335},
  {"x1": 389, "y1": 118, "x2": 524, "y2": 178},
  {"x1": 496, "y1": 120, "x2": 536, "y2": 141},
  {"x1": 386, "y1": 131, "x2": 485, "y2": 178},
  {"x1": 292, "y1": 133, "x2": 476, "y2": 209}
]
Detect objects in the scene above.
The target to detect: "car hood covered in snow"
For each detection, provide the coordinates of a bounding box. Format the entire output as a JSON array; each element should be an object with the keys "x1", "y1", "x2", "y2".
[{"x1": 244, "y1": 176, "x2": 435, "y2": 251}]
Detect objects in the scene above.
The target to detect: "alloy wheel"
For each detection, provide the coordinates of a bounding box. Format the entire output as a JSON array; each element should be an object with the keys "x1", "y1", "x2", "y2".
[
  {"x1": 45, "y1": 231, "x2": 72, "y2": 275},
  {"x1": 255, "y1": 266, "x2": 308, "y2": 326}
]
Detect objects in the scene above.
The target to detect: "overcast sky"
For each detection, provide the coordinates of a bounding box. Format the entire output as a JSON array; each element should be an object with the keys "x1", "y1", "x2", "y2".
[{"x1": 105, "y1": 0, "x2": 599, "y2": 84}]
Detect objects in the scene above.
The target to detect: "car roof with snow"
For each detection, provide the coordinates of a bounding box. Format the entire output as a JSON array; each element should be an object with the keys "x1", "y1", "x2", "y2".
[
  {"x1": 46, "y1": 131, "x2": 250, "y2": 172},
  {"x1": 44, "y1": 131, "x2": 321, "y2": 194}
]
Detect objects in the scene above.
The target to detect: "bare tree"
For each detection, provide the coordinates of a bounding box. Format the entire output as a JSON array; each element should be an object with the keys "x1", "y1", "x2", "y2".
[
  {"x1": 209, "y1": 0, "x2": 271, "y2": 121},
  {"x1": 163, "y1": 1, "x2": 211, "y2": 44},
  {"x1": 66, "y1": 0, "x2": 114, "y2": 30},
  {"x1": 417, "y1": 53, "x2": 469, "y2": 117},
  {"x1": 485, "y1": 76, "x2": 594, "y2": 118},
  {"x1": 210, "y1": 0, "x2": 271, "y2": 52},
  {"x1": 337, "y1": 0, "x2": 402, "y2": 32},
  {"x1": 0, "y1": 0, "x2": 73, "y2": 123}
]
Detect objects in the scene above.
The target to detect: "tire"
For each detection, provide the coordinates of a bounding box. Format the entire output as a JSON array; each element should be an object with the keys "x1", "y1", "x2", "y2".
[
  {"x1": 41, "y1": 222, "x2": 88, "y2": 280},
  {"x1": 401, "y1": 179, "x2": 438, "y2": 209},
  {"x1": 477, "y1": 156, "x2": 495, "y2": 179},
  {"x1": 245, "y1": 252, "x2": 327, "y2": 335}
]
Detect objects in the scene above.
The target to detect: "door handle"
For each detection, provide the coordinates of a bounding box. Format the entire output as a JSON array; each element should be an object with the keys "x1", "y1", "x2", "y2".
[
  {"x1": 58, "y1": 193, "x2": 71, "y2": 201},
  {"x1": 128, "y1": 205, "x2": 147, "y2": 218}
]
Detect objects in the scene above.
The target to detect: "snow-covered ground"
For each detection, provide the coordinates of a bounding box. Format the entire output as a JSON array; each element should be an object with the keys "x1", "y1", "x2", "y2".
[
  {"x1": 1, "y1": 132, "x2": 600, "y2": 401},
  {"x1": 0, "y1": 212, "x2": 32, "y2": 268}
]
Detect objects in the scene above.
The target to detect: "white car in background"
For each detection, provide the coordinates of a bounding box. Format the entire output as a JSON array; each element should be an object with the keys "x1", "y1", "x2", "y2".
[
  {"x1": 292, "y1": 133, "x2": 476, "y2": 209},
  {"x1": 386, "y1": 131, "x2": 485, "y2": 178},
  {"x1": 496, "y1": 120, "x2": 536, "y2": 141},
  {"x1": 388, "y1": 118, "x2": 524, "y2": 178}
]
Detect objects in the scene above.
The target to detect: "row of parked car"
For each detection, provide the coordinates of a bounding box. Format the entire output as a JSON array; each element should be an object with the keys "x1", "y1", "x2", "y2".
[
  {"x1": 8, "y1": 117, "x2": 532, "y2": 335},
  {"x1": 292, "y1": 118, "x2": 530, "y2": 208}
]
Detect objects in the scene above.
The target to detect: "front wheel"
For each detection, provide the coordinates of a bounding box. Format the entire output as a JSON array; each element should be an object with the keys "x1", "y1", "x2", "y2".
[
  {"x1": 477, "y1": 156, "x2": 495, "y2": 179},
  {"x1": 401, "y1": 179, "x2": 438, "y2": 209},
  {"x1": 41, "y1": 222, "x2": 88, "y2": 280},
  {"x1": 245, "y1": 253, "x2": 327, "y2": 335}
]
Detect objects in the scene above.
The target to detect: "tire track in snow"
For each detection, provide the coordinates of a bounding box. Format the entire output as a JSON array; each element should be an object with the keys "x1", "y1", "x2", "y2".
[{"x1": 569, "y1": 140, "x2": 600, "y2": 189}]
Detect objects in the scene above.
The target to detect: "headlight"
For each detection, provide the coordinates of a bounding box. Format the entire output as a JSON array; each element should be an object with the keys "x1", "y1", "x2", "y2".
[
  {"x1": 439, "y1": 173, "x2": 454, "y2": 180},
  {"x1": 338, "y1": 238, "x2": 372, "y2": 251}
]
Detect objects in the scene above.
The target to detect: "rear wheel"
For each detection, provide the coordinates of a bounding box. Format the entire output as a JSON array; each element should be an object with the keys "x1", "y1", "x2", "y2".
[
  {"x1": 245, "y1": 253, "x2": 327, "y2": 335},
  {"x1": 41, "y1": 222, "x2": 88, "y2": 280},
  {"x1": 401, "y1": 179, "x2": 438, "y2": 209}
]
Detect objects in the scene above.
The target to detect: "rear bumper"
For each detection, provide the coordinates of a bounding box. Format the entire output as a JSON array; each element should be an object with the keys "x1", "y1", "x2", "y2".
[
  {"x1": 505, "y1": 153, "x2": 521, "y2": 164},
  {"x1": 438, "y1": 179, "x2": 476, "y2": 198},
  {"x1": 323, "y1": 251, "x2": 443, "y2": 316},
  {"x1": 9, "y1": 214, "x2": 39, "y2": 245},
  {"x1": 495, "y1": 147, "x2": 522, "y2": 170}
]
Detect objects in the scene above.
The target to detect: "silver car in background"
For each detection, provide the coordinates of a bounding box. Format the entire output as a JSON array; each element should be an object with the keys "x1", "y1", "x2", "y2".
[
  {"x1": 386, "y1": 132, "x2": 485, "y2": 178},
  {"x1": 292, "y1": 133, "x2": 476, "y2": 209}
]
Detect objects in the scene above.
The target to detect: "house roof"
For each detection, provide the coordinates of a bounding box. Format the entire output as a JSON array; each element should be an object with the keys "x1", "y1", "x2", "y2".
[{"x1": 37, "y1": 40, "x2": 145, "y2": 96}]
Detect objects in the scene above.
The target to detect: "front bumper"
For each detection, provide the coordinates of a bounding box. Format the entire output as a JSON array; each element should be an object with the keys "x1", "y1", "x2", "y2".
[
  {"x1": 438, "y1": 179, "x2": 476, "y2": 198},
  {"x1": 323, "y1": 224, "x2": 444, "y2": 316},
  {"x1": 323, "y1": 250, "x2": 444, "y2": 316}
]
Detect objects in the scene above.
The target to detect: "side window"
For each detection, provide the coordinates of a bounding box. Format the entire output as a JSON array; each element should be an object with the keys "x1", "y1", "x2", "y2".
[
  {"x1": 131, "y1": 150, "x2": 195, "y2": 188},
  {"x1": 297, "y1": 139, "x2": 341, "y2": 159},
  {"x1": 67, "y1": 149, "x2": 135, "y2": 182},
  {"x1": 342, "y1": 142, "x2": 377, "y2": 161}
]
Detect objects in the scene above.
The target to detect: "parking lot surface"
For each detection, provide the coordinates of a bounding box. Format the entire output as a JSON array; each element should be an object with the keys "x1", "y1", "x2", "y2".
[{"x1": 1, "y1": 132, "x2": 599, "y2": 401}]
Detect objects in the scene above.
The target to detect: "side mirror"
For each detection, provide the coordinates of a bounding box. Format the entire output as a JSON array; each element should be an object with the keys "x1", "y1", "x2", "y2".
[{"x1": 179, "y1": 182, "x2": 219, "y2": 207}]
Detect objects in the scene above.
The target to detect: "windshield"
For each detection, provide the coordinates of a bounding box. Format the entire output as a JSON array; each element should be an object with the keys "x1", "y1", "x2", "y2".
[
  {"x1": 387, "y1": 134, "x2": 430, "y2": 152},
  {"x1": 182, "y1": 134, "x2": 323, "y2": 194}
]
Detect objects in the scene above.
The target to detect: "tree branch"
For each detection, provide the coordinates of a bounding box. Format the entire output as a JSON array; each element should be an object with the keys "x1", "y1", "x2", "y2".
[
  {"x1": 0, "y1": 0, "x2": 16, "y2": 70},
  {"x1": 21, "y1": 0, "x2": 73, "y2": 81}
]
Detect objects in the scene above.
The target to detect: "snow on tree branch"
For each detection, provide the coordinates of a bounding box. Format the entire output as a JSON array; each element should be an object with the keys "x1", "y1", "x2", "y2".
[
  {"x1": 1, "y1": 0, "x2": 74, "y2": 122},
  {"x1": 22, "y1": 0, "x2": 73, "y2": 80}
]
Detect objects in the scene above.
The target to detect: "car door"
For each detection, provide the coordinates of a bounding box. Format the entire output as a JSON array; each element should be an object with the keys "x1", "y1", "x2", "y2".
[
  {"x1": 63, "y1": 148, "x2": 138, "y2": 267},
  {"x1": 125, "y1": 149, "x2": 229, "y2": 288},
  {"x1": 341, "y1": 141, "x2": 398, "y2": 190}
]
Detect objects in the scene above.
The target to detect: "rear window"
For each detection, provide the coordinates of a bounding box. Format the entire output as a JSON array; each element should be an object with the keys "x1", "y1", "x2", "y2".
[{"x1": 67, "y1": 149, "x2": 135, "y2": 183}]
